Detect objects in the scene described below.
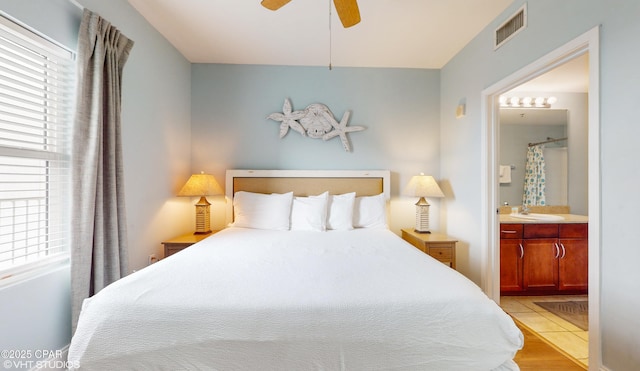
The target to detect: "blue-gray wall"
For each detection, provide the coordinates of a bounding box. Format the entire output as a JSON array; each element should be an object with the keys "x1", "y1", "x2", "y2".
[
  {"x1": 190, "y1": 64, "x2": 442, "y2": 231},
  {"x1": 441, "y1": 0, "x2": 640, "y2": 369}
]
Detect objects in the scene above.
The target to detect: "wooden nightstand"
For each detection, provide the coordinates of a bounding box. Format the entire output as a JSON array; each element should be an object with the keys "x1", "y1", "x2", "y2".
[
  {"x1": 162, "y1": 231, "x2": 218, "y2": 258},
  {"x1": 401, "y1": 229, "x2": 458, "y2": 269}
]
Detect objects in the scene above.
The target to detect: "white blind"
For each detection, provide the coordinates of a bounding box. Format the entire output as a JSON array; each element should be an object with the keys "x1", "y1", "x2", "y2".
[{"x1": 0, "y1": 14, "x2": 74, "y2": 276}]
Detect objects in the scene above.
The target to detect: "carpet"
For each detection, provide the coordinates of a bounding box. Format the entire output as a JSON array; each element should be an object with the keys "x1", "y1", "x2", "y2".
[{"x1": 534, "y1": 300, "x2": 588, "y2": 331}]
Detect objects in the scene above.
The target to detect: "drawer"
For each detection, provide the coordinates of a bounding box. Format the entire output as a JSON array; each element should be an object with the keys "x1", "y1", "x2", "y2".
[
  {"x1": 500, "y1": 224, "x2": 523, "y2": 239},
  {"x1": 164, "y1": 243, "x2": 191, "y2": 257},
  {"x1": 560, "y1": 223, "x2": 588, "y2": 238},
  {"x1": 524, "y1": 223, "x2": 559, "y2": 238},
  {"x1": 165, "y1": 247, "x2": 183, "y2": 257},
  {"x1": 429, "y1": 247, "x2": 452, "y2": 260}
]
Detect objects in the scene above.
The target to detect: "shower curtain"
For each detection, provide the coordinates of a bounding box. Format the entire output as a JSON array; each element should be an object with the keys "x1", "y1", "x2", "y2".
[{"x1": 522, "y1": 145, "x2": 546, "y2": 206}]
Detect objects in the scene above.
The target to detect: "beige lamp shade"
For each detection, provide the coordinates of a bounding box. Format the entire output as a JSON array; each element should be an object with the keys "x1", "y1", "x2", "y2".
[
  {"x1": 178, "y1": 172, "x2": 223, "y2": 234},
  {"x1": 404, "y1": 173, "x2": 444, "y2": 234},
  {"x1": 177, "y1": 172, "x2": 223, "y2": 197},
  {"x1": 403, "y1": 174, "x2": 445, "y2": 198}
]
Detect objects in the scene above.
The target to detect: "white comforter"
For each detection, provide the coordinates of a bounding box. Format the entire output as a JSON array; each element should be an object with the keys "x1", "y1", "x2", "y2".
[{"x1": 69, "y1": 228, "x2": 523, "y2": 370}]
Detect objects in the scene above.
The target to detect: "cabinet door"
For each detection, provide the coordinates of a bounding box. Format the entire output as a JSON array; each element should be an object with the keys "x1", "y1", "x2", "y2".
[
  {"x1": 558, "y1": 237, "x2": 588, "y2": 291},
  {"x1": 523, "y1": 238, "x2": 559, "y2": 291},
  {"x1": 500, "y1": 238, "x2": 524, "y2": 293}
]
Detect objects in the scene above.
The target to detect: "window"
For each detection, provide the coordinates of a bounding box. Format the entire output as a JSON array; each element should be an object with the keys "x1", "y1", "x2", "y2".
[{"x1": 0, "y1": 15, "x2": 74, "y2": 279}]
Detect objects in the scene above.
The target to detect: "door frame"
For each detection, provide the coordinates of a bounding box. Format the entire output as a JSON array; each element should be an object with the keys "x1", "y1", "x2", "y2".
[{"x1": 480, "y1": 26, "x2": 600, "y2": 368}]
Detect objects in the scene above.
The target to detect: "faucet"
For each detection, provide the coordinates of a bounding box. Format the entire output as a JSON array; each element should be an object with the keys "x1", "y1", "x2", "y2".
[{"x1": 521, "y1": 205, "x2": 531, "y2": 215}]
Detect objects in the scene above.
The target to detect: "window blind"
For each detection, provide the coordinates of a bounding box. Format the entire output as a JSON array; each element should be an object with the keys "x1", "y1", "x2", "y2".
[{"x1": 0, "y1": 14, "x2": 74, "y2": 276}]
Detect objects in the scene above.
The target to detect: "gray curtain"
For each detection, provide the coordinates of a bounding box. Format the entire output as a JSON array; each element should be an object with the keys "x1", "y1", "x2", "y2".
[{"x1": 71, "y1": 9, "x2": 134, "y2": 331}]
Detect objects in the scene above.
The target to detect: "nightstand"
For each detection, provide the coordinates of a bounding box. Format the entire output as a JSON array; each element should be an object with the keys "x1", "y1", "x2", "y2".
[
  {"x1": 401, "y1": 229, "x2": 457, "y2": 269},
  {"x1": 162, "y1": 231, "x2": 218, "y2": 258}
]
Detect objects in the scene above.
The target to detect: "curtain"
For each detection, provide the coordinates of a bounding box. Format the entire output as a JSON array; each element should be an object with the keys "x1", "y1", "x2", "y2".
[
  {"x1": 522, "y1": 145, "x2": 546, "y2": 206},
  {"x1": 71, "y1": 9, "x2": 134, "y2": 331}
]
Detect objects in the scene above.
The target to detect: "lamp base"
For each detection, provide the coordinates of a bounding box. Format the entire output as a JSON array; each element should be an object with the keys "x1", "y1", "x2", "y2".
[
  {"x1": 193, "y1": 196, "x2": 212, "y2": 234},
  {"x1": 415, "y1": 198, "x2": 431, "y2": 234}
]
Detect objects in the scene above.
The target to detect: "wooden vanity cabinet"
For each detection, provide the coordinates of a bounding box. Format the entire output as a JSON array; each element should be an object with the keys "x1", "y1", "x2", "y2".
[
  {"x1": 500, "y1": 222, "x2": 588, "y2": 295},
  {"x1": 558, "y1": 224, "x2": 588, "y2": 291},
  {"x1": 499, "y1": 224, "x2": 524, "y2": 293},
  {"x1": 523, "y1": 224, "x2": 560, "y2": 292}
]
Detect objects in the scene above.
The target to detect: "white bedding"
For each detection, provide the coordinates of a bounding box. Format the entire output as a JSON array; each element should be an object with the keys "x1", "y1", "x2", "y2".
[{"x1": 69, "y1": 228, "x2": 523, "y2": 370}]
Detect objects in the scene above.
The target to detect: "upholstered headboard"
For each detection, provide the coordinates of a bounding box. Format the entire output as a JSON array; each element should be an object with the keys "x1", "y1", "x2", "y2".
[
  {"x1": 226, "y1": 169, "x2": 390, "y2": 198},
  {"x1": 225, "y1": 169, "x2": 391, "y2": 222}
]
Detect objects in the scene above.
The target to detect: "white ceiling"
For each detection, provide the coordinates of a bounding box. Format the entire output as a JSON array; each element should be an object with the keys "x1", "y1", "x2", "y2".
[
  {"x1": 127, "y1": 0, "x2": 514, "y2": 69},
  {"x1": 509, "y1": 53, "x2": 590, "y2": 93}
]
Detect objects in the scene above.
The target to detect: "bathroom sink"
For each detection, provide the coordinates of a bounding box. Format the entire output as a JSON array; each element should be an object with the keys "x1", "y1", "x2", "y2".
[{"x1": 510, "y1": 213, "x2": 565, "y2": 221}]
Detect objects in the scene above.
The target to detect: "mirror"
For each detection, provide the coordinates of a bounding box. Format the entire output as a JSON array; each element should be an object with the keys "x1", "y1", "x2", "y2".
[{"x1": 499, "y1": 108, "x2": 568, "y2": 207}]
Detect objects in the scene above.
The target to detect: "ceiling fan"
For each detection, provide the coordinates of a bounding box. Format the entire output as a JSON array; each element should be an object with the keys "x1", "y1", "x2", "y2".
[{"x1": 261, "y1": 0, "x2": 361, "y2": 28}]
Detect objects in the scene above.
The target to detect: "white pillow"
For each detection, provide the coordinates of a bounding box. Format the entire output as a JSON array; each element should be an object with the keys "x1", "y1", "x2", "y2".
[
  {"x1": 326, "y1": 192, "x2": 356, "y2": 230},
  {"x1": 232, "y1": 191, "x2": 293, "y2": 230},
  {"x1": 290, "y1": 192, "x2": 329, "y2": 231},
  {"x1": 353, "y1": 193, "x2": 387, "y2": 229}
]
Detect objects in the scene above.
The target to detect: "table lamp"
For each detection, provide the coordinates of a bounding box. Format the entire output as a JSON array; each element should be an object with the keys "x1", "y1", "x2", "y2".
[
  {"x1": 404, "y1": 173, "x2": 444, "y2": 233},
  {"x1": 178, "y1": 171, "x2": 223, "y2": 234}
]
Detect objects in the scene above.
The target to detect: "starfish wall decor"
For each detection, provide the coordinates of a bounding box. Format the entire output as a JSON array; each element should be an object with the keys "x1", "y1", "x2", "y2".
[{"x1": 266, "y1": 98, "x2": 365, "y2": 152}]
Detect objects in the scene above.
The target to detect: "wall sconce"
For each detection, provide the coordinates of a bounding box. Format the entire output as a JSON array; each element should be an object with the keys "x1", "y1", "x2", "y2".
[
  {"x1": 403, "y1": 173, "x2": 445, "y2": 233},
  {"x1": 499, "y1": 95, "x2": 557, "y2": 108},
  {"x1": 456, "y1": 98, "x2": 466, "y2": 119},
  {"x1": 178, "y1": 171, "x2": 223, "y2": 234}
]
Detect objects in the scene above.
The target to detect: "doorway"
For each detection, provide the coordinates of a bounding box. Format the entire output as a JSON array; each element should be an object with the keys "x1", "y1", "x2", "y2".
[{"x1": 481, "y1": 27, "x2": 600, "y2": 368}]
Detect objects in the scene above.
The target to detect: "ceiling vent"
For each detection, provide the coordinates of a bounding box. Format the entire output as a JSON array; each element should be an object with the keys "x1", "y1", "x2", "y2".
[{"x1": 494, "y1": 4, "x2": 527, "y2": 50}]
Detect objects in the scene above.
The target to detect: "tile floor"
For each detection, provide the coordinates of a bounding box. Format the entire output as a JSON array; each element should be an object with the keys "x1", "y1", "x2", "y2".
[{"x1": 500, "y1": 295, "x2": 588, "y2": 369}]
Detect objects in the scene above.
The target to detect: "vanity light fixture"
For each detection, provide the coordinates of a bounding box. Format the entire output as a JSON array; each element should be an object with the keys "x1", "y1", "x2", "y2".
[
  {"x1": 178, "y1": 171, "x2": 223, "y2": 234},
  {"x1": 500, "y1": 95, "x2": 557, "y2": 108},
  {"x1": 403, "y1": 173, "x2": 445, "y2": 233}
]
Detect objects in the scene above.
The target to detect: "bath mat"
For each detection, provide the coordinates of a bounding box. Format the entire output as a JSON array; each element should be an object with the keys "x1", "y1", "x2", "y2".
[{"x1": 534, "y1": 300, "x2": 588, "y2": 331}]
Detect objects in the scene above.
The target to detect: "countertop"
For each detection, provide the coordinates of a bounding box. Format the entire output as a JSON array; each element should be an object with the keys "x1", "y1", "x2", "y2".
[{"x1": 500, "y1": 214, "x2": 588, "y2": 224}]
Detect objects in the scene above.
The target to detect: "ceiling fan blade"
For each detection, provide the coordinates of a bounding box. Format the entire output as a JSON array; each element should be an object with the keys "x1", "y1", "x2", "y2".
[
  {"x1": 261, "y1": 0, "x2": 292, "y2": 11},
  {"x1": 333, "y1": 0, "x2": 360, "y2": 28}
]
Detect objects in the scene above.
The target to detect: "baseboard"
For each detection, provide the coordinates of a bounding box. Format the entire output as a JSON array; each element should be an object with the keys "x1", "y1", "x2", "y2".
[{"x1": 30, "y1": 344, "x2": 69, "y2": 371}]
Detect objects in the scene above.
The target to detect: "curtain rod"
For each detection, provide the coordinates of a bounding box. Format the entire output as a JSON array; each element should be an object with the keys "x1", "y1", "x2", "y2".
[
  {"x1": 528, "y1": 137, "x2": 567, "y2": 147},
  {"x1": 69, "y1": 0, "x2": 84, "y2": 10}
]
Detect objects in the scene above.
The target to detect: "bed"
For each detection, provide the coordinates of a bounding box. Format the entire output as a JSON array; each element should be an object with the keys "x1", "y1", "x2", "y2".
[{"x1": 68, "y1": 170, "x2": 523, "y2": 370}]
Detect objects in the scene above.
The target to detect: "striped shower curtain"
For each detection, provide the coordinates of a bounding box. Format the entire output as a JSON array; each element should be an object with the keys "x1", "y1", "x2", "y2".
[{"x1": 522, "y1": 145, "x2": 546, "y2": 206}]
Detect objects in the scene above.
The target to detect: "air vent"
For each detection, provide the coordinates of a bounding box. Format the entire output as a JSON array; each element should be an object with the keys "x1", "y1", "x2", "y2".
[{"x1": 494, "y1": 4, "x2": 527, "y2": 50}]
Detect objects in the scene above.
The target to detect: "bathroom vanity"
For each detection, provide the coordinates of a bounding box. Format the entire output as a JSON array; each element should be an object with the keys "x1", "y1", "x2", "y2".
[{"x1": 499, "y1": 214, "x2": 588, "y2": 295}]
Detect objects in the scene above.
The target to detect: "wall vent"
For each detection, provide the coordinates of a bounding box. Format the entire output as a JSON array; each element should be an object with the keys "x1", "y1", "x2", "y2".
[{"x1": 494, "y1": 4, "x2": 527, "y2": 50}]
